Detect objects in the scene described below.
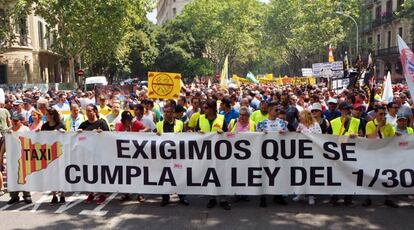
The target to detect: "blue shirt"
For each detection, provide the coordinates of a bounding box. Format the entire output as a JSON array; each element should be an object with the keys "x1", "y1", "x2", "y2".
[
  {"x1": 220, "y1": 108, "x2": 239, "y2": 125},
  {"x1": 323, "y1": 109, "x2": 341, "y2": 121}
]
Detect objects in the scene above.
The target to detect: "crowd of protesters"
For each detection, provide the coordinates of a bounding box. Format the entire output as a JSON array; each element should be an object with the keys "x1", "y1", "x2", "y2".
[{"x1": 0, "y1": 81, "x2": 413, "y2": 210}]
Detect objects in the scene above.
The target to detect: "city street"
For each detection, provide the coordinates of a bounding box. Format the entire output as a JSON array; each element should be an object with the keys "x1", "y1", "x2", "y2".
[{"x1": 1, "y1": 193, "x2": 414, "y2": 229}]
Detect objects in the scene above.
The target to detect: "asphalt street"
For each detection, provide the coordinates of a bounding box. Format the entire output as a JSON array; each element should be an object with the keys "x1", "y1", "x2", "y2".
[{"x1": 1, "y1": 193, "x2": 414, "y2": 230}]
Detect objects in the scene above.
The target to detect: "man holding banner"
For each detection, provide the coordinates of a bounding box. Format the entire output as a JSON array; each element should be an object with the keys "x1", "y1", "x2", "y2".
[
  {"x1": 195, "y1": 99, "x2": 231, "y2": 210},
  {"x1": 156, "y1": 104, "x2": 190, "y2": 207}
]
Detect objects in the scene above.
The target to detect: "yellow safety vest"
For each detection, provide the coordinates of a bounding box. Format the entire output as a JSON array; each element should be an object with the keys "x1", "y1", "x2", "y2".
[
  {"x1": 394, "y1": 127, "x2": 414, "y2": 135},
  {"x1": 198, "y1": 114, "x2": 224, "y2": 132},
  {"x1": 229, "y1": 119, "x2": 255, "y2": 132},
  {"x1": 156, "y1": 120, "x2": 184, "y2": 134},
  {"x1": 330, "y1": 117, "x2": 360, "y2": 136},
  {"x1": 65, "y1": 114, "x2": 86, "y2": 131}
]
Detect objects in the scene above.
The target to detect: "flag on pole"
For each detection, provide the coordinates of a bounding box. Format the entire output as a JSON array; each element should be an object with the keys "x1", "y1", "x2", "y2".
[
  {"x1": 344, "y1": 51, "x2": 350, "y2": 70},
  {"x1": 246, "y1": 72, "x2": 259, "y2": 84},
  {"x1": 397, "y1": 35, "x2": 414, "y2": 103},
  {"x1": 382, "y1": 71, "x2": 393, "y2": 103},
  {"x1": 363, "y1": 53, "x2": 374, "y2": 85},
  {"x1": 328, "y1": 45, "x2": 334, "y2": 63},
  {"x1": 220, "y1": 55, "x2": 229, "y2": 89}
]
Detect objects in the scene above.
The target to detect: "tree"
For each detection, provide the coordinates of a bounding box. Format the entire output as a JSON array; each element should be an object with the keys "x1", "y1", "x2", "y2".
[
  {"x1": 264, "y1": 0, "x2": 362, "y2": 74},
  {"x1": 178, "y1": 0, "x2": 265, "y2": 76},
  {"x1": 155, "y1": 19, "x2": 214, "y2": 81},
  {"x1": 0, "y1": 0, "x2": 31, "y2": 52},
  {"x1": 29, "y1": 0, "x2": 152, "y2": 84},
  {"x1": 400, "y1": 0, "x2": 414, "y2": 45}
]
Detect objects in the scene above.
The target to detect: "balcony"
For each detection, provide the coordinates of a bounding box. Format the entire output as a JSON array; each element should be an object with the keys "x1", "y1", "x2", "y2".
[
  {"x1": 364, "y1": 0, "x2": 375, "y2": 8},
  {"x1": 19, "y1": 34, "x2": 28, "y2": 46},
  {"x1": 375, "y1": 44, "x2": 413, "y2": 57},
  {"x1": 372, "y1": 12, "x2": 397, "y2": 28}
]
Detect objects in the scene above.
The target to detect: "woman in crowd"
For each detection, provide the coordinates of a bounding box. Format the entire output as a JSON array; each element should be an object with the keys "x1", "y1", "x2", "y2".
[
  {"x1": 40, "y1": 107, "x2": 66, "y2": 204},
  {"x1": 78, "y1": 103, "x2": 110, "y2": 205},
  {"x1": 293, "y1": 109, "x2": 322, "y2": 205},
  {"x1": 29, "y1": 109, "x2": 44, "y2": 131}
]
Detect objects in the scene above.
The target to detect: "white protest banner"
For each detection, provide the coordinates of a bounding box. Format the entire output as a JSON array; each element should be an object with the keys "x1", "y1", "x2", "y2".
[
  {"x1": 5, "y1": 132, "x2": 414, "y2": 195},
  {"x1": 312, "y1": 61, "x2": 344, "y2": 78}
]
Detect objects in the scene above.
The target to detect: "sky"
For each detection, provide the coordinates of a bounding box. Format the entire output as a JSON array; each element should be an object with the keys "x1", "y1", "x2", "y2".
[{"x1": 146, "y1": 0, "x2": 270, "y2": 24}]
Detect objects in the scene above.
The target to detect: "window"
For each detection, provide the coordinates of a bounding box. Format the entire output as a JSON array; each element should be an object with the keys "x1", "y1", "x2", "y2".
[
  {"x1": 24, "y1": 63, "x2": 30, "y2": 83},
  {"x1": 368, "y1": 37, "x2": 373, "y2": 45},
  {"x1": 377, "y1": 34, "x2": 381, "y2": 50},
  {"x1": 387, "y1": 31, "x2": 391, "y2": 48},
  {"x1": 173, "y1": 8, "x2": 176, "y2": 16},
  {"x1": 0, "y1": 9, "x2": 5, "y2": 45},
  {"x1": 398, "y1": 27, "x2": 403, "y2": 37},
  {"x1": 386, "y1": 1, "x2": 392, "y2": 16},
  {"x1": 397, "y1": 0, "x2": 405, "y2": 11},
  {"x1": 375, "y1": 6, "x2": 381, "y2": 20},
  {"x1": 38, "y1": 21, "x2": 44, "y2": 49},
  {"x1": 0, "y1": 65, "x2": 6, "y2": 84},
  {"x1": 16, "y1": 15, "x2": 28, "y2": 46}
]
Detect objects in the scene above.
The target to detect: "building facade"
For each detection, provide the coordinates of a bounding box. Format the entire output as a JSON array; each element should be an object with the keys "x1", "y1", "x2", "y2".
[
  {"x1": 361, "y1": 0, "x2": 412, "y2": 82},
  {"x1": 0, "y1": 4, "x2": 69, "y2": 85},
  {"x1": 157, "y1": 0, "x2": 190, "y2": 25}
]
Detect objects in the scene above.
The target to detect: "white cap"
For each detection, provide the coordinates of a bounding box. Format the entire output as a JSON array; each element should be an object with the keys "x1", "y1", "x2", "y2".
[
  {"x1": 311, "y1": 103, "x2": 322, "y2": 111},
  {"x1": 327, "y1": 98, "x2": 338, "y2": 104}
]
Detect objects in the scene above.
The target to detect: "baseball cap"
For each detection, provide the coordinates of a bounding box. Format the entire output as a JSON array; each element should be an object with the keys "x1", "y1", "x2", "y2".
[
  {"x1": 99, "y1": 95, "x2": 106, "y2": 100},
  {"x1": 11, "y1": 112, "x2": 24, "y2": 121},
  {"x1": 23, "y1": 98, "x2": 32, "y2": 104},
  {"x1": 338, "y1": 102, "x2": 353, "y2": 110},
  {"x1": 327, "y1": 98, "x2": 338, "y2": 104},
  {"x1": 397, "y1": 112, "x2": 408, "y2": 120},
  {"x1": 13, "y1": 100, "x2": 23, "y2": 106},
  {"x1": 174, "y1": 105, "x2": 186, "y2": 113},
  {"x1": 121, "y1": 111, "x2": 133, "y2": 122},
  {"x1": 311, "y1": 103, "x2": 322, "y2": 111},
  {"x1": 352, "y1": 103, "x2": 364, "y2": 110}
]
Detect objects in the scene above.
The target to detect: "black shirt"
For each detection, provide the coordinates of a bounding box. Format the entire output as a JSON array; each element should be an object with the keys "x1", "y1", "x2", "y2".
[
  {"x1": 41, "y1": 122, "x2": 66, "y2": 131},
  {"x1": 163, "y1": 121, "x2": 175, "y2": 133},
  {"x1": 78, "y1": 119, "x2": 110, "y2": 131}
]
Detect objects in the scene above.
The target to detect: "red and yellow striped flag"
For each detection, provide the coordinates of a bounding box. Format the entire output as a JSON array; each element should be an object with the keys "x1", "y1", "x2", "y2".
[{"x1": 18, "y1": 137, "x2": 63, "y2": 184}]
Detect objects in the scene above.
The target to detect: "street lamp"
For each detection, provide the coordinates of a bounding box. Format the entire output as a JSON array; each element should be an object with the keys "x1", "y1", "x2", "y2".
[{"x1": 336, "y1": 11, "x2": 359, "y2": 55}]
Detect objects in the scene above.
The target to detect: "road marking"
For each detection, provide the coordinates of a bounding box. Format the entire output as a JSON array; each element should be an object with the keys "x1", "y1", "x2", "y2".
[
  {"x1": 106, "y1": 201, "x2": 139, "y2": 228},
  {"x1": 79, "y1": 193, "x2": 118, "y2": 216},
  {"x1": 0, "y1": 204, "x2": 12, "y2": 211},
  {"x1": 11, "y1": 194, "x2": 50, "y2": 212},
  {"x1": 55, "y1": 192, "x2": 86, "y2": 214}
]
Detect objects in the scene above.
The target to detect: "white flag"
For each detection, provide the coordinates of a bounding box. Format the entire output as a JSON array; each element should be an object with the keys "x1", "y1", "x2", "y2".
[
  {"x1": 397, "y1": 35, "x2": 414, "y2": 103},
  {"x1": 382, "y1": 71, "x2": 393, "y2": 103}
]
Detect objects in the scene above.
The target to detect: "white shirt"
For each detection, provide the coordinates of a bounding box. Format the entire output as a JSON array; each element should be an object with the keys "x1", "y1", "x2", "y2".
[
  {"x1": 385, "y1": 113, "x2": 397, "y2": 127},
  {"x1": 53, "y1": 103, "x2": 70, "y2": 112}
]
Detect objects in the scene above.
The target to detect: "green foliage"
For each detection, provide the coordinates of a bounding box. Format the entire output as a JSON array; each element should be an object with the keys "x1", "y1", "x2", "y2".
[
  {"x1": 265, "y1": 0, "x2": 361, "y2": 74},
  {"x1": 0, "y1": 0, "x2": 31, "y2": 52},
  {"x1": 155, "y1": 19, "x2": 214, "y2": 80},
  {"x1": 400, "y1": 0, "x2": 414, "y2": 44},
  {"x1": 178, "y1": 0, "x2": 265, "y2": 75}
]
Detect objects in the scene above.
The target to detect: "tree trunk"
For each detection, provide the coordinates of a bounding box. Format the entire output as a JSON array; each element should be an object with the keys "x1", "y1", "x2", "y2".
[{"x1": 68, "y1": 57, "x2": 76, "y2": 88}]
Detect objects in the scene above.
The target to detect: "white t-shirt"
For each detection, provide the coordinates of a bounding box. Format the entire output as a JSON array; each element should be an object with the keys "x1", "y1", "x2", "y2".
[
  {"x1": 53, "y1": 103, "x2": 70, "y2": 112},
  {"x1": 9, "y1": 125, "x2": 30, "y2": 132},
  {"x1": 385, "y1": 113, "x2": 397, "y2": 127},
  {"x1": 297, "y1": 122, "x2": 322, "y2": 134},
  {"x1": 135, "y1": 117, "x2": 156, "y2": 131}
]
